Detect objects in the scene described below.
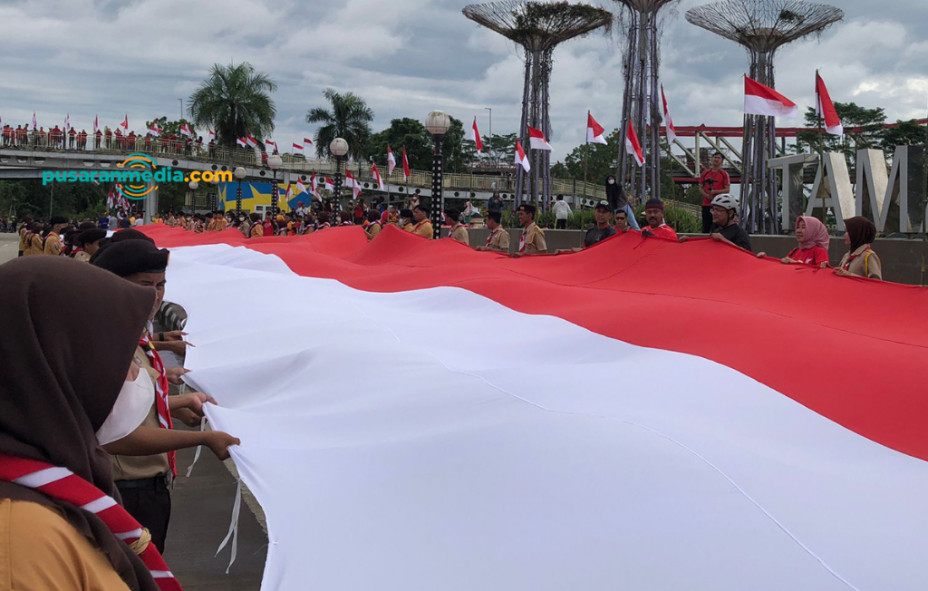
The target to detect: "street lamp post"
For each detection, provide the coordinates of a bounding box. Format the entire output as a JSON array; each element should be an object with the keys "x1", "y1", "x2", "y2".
[
  {"x1": 234, "y1": 166, "x2": 246, "y2": 215},
  {"x1": 425, "y1": 111, "x2": 451, "y2": 240},
  {"x1": 268, "y1": 153, "x2": 282, "y2": 215},
  {"x1": 329, "y1": 137, "x2": 349, "y2": 213},
  {"x1": 188, "y1": 180, "x2": 199, "y2": 212},
  {"x1": 484, "y1": 107, "x2": 493, "y2": 163}
]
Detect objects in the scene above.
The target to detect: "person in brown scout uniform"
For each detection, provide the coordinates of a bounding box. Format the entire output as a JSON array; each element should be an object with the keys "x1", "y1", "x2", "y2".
[
  {"x1": 366, "y1": 210, "x2": 382, "y2": 240},
  {"x1": 207, "y1": 211, "x2": 227, "y2": 232},
  {"x1": 444, "y1": 208, "x2": 469, "y2": 245},
  {"x1": 399, "y1": 208, "x2": 415, "y2": 232},
  {"x1": 71, "y1": 229, "x2": 106, "y2": 262},
  {"x1": 514, "y1": 203, "x2": 546, "y2": 256},
  {"x1": 249, "y1": 213, "x2": 264, "y2": 237},
  {"x1": 17, "y1": 216, "x2": 33, "y2": 256},
  {"x1": 43, "y1": 216, "x2": 69, "y2": 256},
  {"x1": 411, "y1": 203, "x2": 433, "y2": 239},
  {"x1": 475, "y1": 210, "x2": 510, "y2": 253}
]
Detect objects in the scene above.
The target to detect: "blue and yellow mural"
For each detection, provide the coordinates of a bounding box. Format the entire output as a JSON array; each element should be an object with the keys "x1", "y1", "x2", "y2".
[{"x1": 218, "y1": 182, "x2": 312, "y2": 213}]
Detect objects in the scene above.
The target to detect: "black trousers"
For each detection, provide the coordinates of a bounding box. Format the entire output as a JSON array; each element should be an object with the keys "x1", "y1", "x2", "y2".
[
  {"x1": 117, "y1": 475, "x2": 172, "y2": 553},
  {"x1": 702, "y1": 206, "x2": 713, "y2": 233},
  {"x1": 555, "y1": 219, "x2": 567, "y2": 229}
]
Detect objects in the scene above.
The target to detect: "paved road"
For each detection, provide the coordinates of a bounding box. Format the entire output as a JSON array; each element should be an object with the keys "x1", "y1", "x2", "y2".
[{"x1": 0, "y1": 233, "x2": 18, "y2": 263}]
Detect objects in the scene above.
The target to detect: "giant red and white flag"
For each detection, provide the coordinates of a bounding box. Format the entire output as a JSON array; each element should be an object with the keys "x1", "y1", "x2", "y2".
[
  {"x1": 815, "y1": 72, "x2": 844, "y2": 136},
  {"x1": 661, "y1": 86, "x2": 677, "y2": 143},
  {"x1": 625, "y1": 120, "x2": 644, "y2": 167},
  {"x1": 514, "y1": 140, "x2": 530, "y2": 172},
  {"x1": 387, "y1": 145, "x2": 397, "y2": 175},
  {"x1": 744, "y1": 76, "x2": 798, "y2": 118},
  {"x1": 401, "y1": 147, "x2": 410, "y2": 181},
  {"x1": 527, "y1": 126, "x2": 552, "y2": 151},
  {"x1": 587, "y1": 112, "x2": 607, "y2": 145},
  {"x1": 371, "y1": 163, "x2": 384, "y2": 190},
  {"x1": 135, "y1": 224, "x2": 928, "y2": 591},
  {"x1": 471, "y1": 117, "x2": 484, "y2": 152}
]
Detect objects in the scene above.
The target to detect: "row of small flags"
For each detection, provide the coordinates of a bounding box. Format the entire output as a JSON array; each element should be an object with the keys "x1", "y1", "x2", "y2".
[{"x1": 465, "y1": 72, "x2": 843, "y2": 172}]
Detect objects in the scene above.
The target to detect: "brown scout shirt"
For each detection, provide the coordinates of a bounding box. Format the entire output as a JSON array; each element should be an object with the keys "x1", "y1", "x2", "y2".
[{"x1": 449, "y1": 224, "x2": 469, "y2": 245}]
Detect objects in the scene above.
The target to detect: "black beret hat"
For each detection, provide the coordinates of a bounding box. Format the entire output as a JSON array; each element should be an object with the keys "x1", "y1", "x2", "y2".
[
  {"x1": 92, "y1": 239, "x2": 169, "y2": 278},
  {"x1": 518, "y1": 204, "x2": 536, "y2": 215}
]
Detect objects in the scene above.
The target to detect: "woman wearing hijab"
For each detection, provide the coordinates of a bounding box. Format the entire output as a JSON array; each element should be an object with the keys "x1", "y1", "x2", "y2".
[
  {"x1": 833, "y1": 216, "x2": 882, "y2": 280},
  {"x1": 0, "y1": 257, "x2": 179, "y2": 590},
  {"x1": 605, "y1": 175, "x2": 640, "y2": 230},
  {"x1": 757, "y1": 216, "x2": 831, "y2": 266}
]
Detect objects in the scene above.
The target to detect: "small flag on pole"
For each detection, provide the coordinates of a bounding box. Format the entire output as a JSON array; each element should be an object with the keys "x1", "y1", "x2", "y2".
[
  {"x1": 292, "y1": 142, "x2": 304, "y2": 152},
  {"x1": 387, "y1": 145, "x2": 397, "y2": 175},
  {"x1": 515, "y1": 140, "x2": 531, "y2": 172},
  {"x1": 180, "y1": 122, "x2": 194, "y2": 138},
  {"x1": 345, "y1": 170, "x2": 362, "y2": 198},
  {"x1": 527, "y1": 126, "x2": 552, "y2": 151},
  {"x1": 93, "y1": 115, "x2": 99, "y2": 134},
  {"x1": 471, "y1": 117, "x2": 483, "y2": 152},
  {"x1": 120, "y1": 114, "x2": 129, "y2": 131},
  {"x1": 661, "y1": 86, "x2": 677, "y2": 143},
  {"x1": 587, "y1": 112, "x2": 607, "y2": 145},
  {"x1": 64, "y1": 114, "x2": 70, "y2": 132},
  {"x1": 303, "y1": 137, "x2": 314, "y2": 146},
  {"x1": 625, "y1": 120, "x2": 644, "y2": 167},
  {"x1": 744, "y1": 75, "x2": 798, "y2": 118},
  {"x1": 148, "y1": 123, "x2": 162, "y2": 137},
  {"x1": 208, "y1": 129, "x2": 215, "y2": 139},
  {"x1": 815, "y1": 72, "x2": 843, "y2": 136},
  {"x1": 371, "y1": 163, "x2": 384, "y2": 190},
  {"x1": 32, "y1": 112, "x2": 37, "y2": 130},
  {"x1": 236, "y1": 137, "x2": 248, "y2": 148},
  {"x1": 401, "y1": 147, "x2": 410, "y2": 181}
]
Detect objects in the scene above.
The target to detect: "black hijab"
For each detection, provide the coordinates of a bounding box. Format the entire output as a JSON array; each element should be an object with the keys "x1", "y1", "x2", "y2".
[
  {"x1": 844, "y1": 216, "x2": 876, "y2": 252},
  {"x1": 605, "y1": 175, "x2": 627, "y2": 210},
  {"x1": 0, "y1": 256, "x2": 158, "y2": 591}
]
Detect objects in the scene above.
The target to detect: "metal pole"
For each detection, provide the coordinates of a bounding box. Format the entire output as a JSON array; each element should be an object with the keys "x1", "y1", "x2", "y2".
[
  {"x1": 236, "y1": 180, "x2": 243, "y2": 215},
  {"x1": 515, "y1": 48, "x2": 532, "y2": 208},
  {"x1": 430, "y1": 134, "x2": 445, "y2": 239},
  {"x1": 333, "y1": 157, "x2": 343, "y2": 212},
  {"x1": 271, "y1": 169, "x2": 279, "y2": 215}
]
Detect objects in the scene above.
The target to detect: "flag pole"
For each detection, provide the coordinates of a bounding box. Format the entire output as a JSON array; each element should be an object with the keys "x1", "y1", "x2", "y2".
[
  {"x1": 815, "y1": 70, "x2": 826, "y2": 225},
  {"x1": 583, "y1": 111, "x2": 590, "y2": 209}
]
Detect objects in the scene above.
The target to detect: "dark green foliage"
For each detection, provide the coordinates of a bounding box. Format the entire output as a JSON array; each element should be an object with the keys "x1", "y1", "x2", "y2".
[{"x1": 189, "y1": 63, "x2": 277, "y2": 150}]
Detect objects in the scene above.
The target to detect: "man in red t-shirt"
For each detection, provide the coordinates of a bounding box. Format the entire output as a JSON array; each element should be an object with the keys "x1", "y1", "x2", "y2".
[
  {"x1": 699, "y1": 152, "x2": 730, "y2": 233},
  {"x1": 641, "y1": 199, "x2": 678, "y2": 241}
]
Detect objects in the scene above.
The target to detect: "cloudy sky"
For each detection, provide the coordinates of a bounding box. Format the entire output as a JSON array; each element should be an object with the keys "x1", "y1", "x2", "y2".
[{"x1": 2, "y1": 0, "x2": 926, "y2": 161}]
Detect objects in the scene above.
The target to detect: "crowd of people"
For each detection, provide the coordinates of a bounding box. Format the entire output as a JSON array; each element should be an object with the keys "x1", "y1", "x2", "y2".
[{"x1": 1, "y1": 123, "x2": 216, "y2": 157}]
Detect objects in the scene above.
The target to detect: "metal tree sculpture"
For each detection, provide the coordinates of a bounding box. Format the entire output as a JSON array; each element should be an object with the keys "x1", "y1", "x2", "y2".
[
  {"x1": 612, "y1": 0, "x2": 677, "y2": 205},
  {"x1": 686, "y1": 0, "x2": 843, "y2": 233},
  {"x1": 464, "y1": 1, "x2": 612, "y2": 207}
]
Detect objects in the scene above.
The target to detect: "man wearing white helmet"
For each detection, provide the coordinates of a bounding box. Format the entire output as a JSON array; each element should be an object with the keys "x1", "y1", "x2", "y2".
[{"x1": 709, "y1": 194, "x2": 752, "y2": 252}]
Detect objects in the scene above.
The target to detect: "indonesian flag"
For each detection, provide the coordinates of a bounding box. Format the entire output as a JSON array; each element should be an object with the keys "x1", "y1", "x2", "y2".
[
  {"x1": 310, "y1": 172, "x2": 318, "y2": 194},
  {"x1": 345, "y1": 170, "x2": 362, "y2": 198},
  {"x1": 471, "y1": 118, "x2": 483, "y2": 152},
  {"x1": 527, "y1": 126, "x2": 552, "y2": 151},
  {"x1": 292, "y1": 142, "x2": 304, "y2": 152},
  {"x1": 660, "y1": 86, "x2": 677, "y2": 143},
  {"x1": 303, "y1": 137, "x2": 314, "y2": 146},
  {"x1": 236, "y1": 137, "x2": 248, "y2": 148},
  {"x1": 246, "y1": 133, "x2": 258, "y2": 148},
  {"x1": 401, "y1": 147, "x2": 410, "y2": 181},
  {"x1": 744, "y1": 76, "x2": 797, "y2": 118},
  {"x1": 387, "y1": 145, "x2": 397, "y2": 175},
  {"x1": 148, "y1": 123, "x2": 161, "y2": 137},
  {"x1": 265, "y1": 139, "x2": 277, "y2": 151},
  {"x1": 296, "y1": 179, "x2": 308, "y2": 195},
  {"x1": 32, "y1": 112, "x2": 37, "y2": 130},
  {"x1": 106, "y1": 189, "x2": 114, "y2": 209},
  {"x1": 120, "y1": 114, "x2": 129, "y2": 131},
  {"x1": 586, "y1": 112, "x2": 607, "y2": 145},
  {"x1": 180, "y1": 122, "x2": 194, "y2": 138},
  {"x1": 208, "y1": 129, "x2": 216, "y2": 139},
  {"x1": 625, "y1": 120, "x2": 644, "y2": 167},
  {"x1": 815, "y1": 72, "x2": 844, "y2": 136},
  {"x1": 285, "y1": 183, "x2": 294, "y2": 203},
  {"x1": 129, "y1": 226, "x2": 928, "y2": 591},
  {"x1": 514, "y1": 140, "x2": 530, "y2": 172},
  {"x1": 371, "y1": 163, "x2": 384, "y2": 190},
  {"x1": 93, "y1": 115, "x2": 99, "y2": 134},
  {"x1": 324, "y1": 176, "x2": 335, "y2": 191},
  {"x1": 64, "y1": 113, "x2": 70, "y2": 132}
]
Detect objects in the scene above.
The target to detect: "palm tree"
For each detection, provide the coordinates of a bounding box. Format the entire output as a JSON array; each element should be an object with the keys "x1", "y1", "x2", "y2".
[
  {"x1": 306, "y1": 89, "x2": 374, "y2": 161},
  {"x1": 188, "y1": 62, "x2": 277, "y2": 150}
]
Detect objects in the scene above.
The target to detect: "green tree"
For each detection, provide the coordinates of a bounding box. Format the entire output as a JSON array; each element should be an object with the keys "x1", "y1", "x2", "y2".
[
  {"x1": 554, "y1": 128, "x2": 620, "y2": 182},
  {"x1": 306, "y1": 88, "x2": 374, "y2": 161},
  {"x1": 881, "y1": 119, "x2": 928, "y2": 151},
  {"x1": 188, "y1": 62, "x2": 277, "y2": 150},
  {"x1": 463, "y1": 132, "x2": 517, "y2": 166},
  {"x1": 365, "y1": 117, "x2": 466, "y2": 173}
]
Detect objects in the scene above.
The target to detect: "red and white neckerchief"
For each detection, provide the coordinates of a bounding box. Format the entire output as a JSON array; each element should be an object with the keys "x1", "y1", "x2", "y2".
[
  {"x1": 448, "y1": 223, "x2": 463, "y2": 238},
  {"x1": 413, "y1": 219, "x2": 429, "y2": 233},
  {"x1": 486, "y1": 227, "x2": 500, "y2": 247},
  {"x1": 0, "y1": 453, "x2": 182, "y2": 591},
  {"x1": 138, "y1": 332, "x2": 176, "y2": 476},
  {"x1": 519, "y1": 224, "x2": 535, "y2": 253}
]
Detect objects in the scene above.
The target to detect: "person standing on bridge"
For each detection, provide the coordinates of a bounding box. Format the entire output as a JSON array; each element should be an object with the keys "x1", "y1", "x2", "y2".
[{"x1": 699, "y1": 152, "x2": 731, "y2": 233}]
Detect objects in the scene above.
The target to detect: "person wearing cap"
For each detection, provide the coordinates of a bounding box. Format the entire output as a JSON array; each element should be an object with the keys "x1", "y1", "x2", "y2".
[
  {"x1": 92, "y1": 239, "x2": 238, "y2": 552},
  {"x1": 514, "y1": 203, "x2": 546, "y2": 256},
  {"x1": 709, "y1": 193, "x2": 752, "y2": 252},
  {"x1": 445, "y1": 208, "x2": 469, "y2": 245},
  {"x1": 476, "y1": 210, "x2": 510, "y2": 253},
  {"x1": 583, "y1": 201, "x2": 618, "y2": 248},
  {"x1": 552, "y1": 195, "x2": 572, "y2": 229},
  {"x1": 411, "y1": 204, "x2": 434, "y2": 239},
  {"x1": 71, "y1": 228, "x2": 106, "y2": 262},
  {"x1": 43, "y1": 216, "x2": 69, "y2": 256},
  {"x1": 641, "y1": 199, "x2": 678, "y2": 241}
]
